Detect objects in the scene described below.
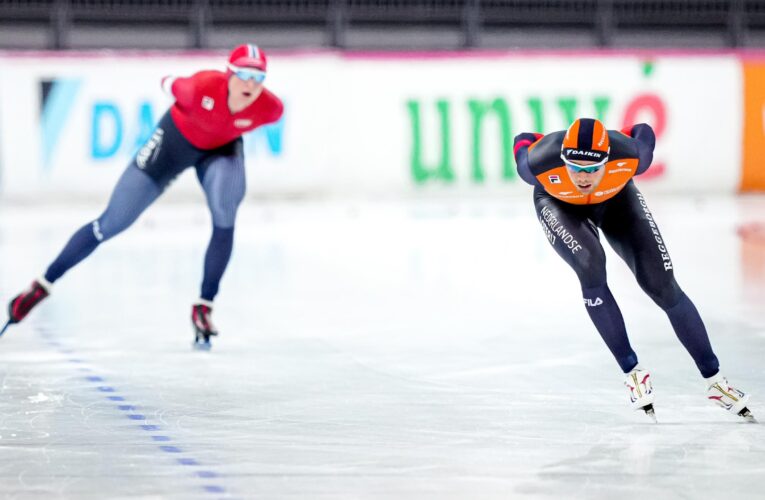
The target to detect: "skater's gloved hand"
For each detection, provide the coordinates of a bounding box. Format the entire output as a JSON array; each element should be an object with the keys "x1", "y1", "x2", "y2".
[
  {"x1": 513, "y1": 132, "x2": 543, "y2": 158},
  {"x1": 628, "y1": 123, "x2": 656, "y2": 147}
]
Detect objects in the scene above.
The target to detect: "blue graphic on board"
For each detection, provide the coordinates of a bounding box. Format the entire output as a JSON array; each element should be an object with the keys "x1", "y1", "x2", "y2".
[
  {"x1": 89, "y1": 101, "x2": 285, "y2": 161},
  {"x1": 91, "y1": 100, "x2": 157, "y2": 159},
  {"x1": 40, "y1": 79, "x2": 83, "y2": 170},
  {"x1": 40, "y1": 77, "x2": 285, "y2": 171},
  {"x1": 91, "y1": 102, "x2": 124, "y2": 158},
  {"x1": 135, "y1": 103, "x2": 157, "y2": 153},
  {"x1": 243, "y1": 115, "x2": 284, "y2": 156}
]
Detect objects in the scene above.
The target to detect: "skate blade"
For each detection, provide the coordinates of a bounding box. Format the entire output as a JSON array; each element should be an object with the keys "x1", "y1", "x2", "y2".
[
  {"x1": 0, "y1": 319, "x2": 12, "y2": 338},
  {"x1": 738, "y1": 407, "x2": 758, "y2": 423},
  {"x1": 643, "y1": 404, "x2": 658, "y2": 423},
  {"x1": 192, "y1": 338, "x2": 212, "y2": 351}
]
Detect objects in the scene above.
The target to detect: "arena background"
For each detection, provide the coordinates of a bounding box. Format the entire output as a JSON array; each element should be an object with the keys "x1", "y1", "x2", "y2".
[
  {"x1": 1, "y1": 1, "x2": 765, "y2": 200},
  {"x1": 2, "y1": 2, "x2": 765, "y2": 500}
]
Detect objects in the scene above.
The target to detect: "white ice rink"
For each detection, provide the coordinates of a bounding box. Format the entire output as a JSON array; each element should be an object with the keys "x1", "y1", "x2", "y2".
[{"x1": 1, "y1": 194, "x2": 764, "y2": 499}]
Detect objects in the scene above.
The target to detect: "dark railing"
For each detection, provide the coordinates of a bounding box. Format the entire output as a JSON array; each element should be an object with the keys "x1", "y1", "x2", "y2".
[{"x1": 1, "y1": 0, "x2": 765, "y2": 49}]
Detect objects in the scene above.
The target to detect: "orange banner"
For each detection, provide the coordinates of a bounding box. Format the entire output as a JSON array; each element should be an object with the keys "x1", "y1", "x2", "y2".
[{"x1": 742, "y1": 61, "x2": 765, "y2": 191}]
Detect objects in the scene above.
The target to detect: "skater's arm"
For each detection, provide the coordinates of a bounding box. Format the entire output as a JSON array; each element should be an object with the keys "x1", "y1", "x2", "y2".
[
  {"x1": 160, "y1": 75, "x2": 195, "y2": 108},
  {"x1": 514, "y1": 132, "x2": 544, "y2": 187},
  {"x1": 621, "y1": 124, "x2": 655, "y2": 175},
  {"x1": 160, "y1": 75, "x2": 176, "y2": 96},
  {"x1": 256, "y1": 89, "x2": 284, "y2": 126}
]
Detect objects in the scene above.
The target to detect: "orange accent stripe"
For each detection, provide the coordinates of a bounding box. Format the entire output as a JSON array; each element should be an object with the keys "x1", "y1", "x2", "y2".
[
  {"x1": 742, "y1": 62, "x2": 765, "y2": 191},
  {"x1": 592, "y1": 121, "x2": 608, "y2": 151},
  {"x1": 590, "y1": 121, "x2": 599, "y2": 150},
  {"x1": 563, "y1": 120, "x2": 580, "y2": 149}
]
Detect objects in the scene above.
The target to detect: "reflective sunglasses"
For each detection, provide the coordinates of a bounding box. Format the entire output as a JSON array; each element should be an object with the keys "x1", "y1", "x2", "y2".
[
  {"x1": 560, "y1": 153, "x2": 608, "y2": 174},
  {"x1": 228, "y1": 64, "x2": 266, "y2": 83}
]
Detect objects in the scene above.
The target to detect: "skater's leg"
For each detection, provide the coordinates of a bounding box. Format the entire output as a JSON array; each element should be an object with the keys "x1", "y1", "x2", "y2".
[
  {"x1": 44, "y1": 165, "x2": 162, "y2": 283},
  {"x1": 200, "y1": 227, "x2": 235, "y2": 301},
  {"x1": 6, "y1": 111, "x2": 197, "y2": 331},
  {"x1": 601, "y1": 182, "x2": 719, "y2": 378},
  {"x1": 534, "y1": 189, "x2": 638, "y2": 372},
  {"x1": 6, "y1": 165, "x2": 161, "y2": 328},
  {"x1": 196, "y1": 149, "x2": 246, "y2": 302},
  {"x1": 188, "y1": 149, "x2": 245, "y2": 348},
  {"x1": 44, "y1": 111, "x2": 196, "y2": 284}
]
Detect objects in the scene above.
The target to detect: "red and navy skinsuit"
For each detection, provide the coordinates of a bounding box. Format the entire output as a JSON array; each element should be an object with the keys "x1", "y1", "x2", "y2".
[{"x1": 44, "y1": 70, "x2": 283, "y2": 303}]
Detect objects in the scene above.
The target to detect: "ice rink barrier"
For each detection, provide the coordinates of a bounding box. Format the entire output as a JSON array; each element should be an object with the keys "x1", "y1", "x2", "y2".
[{"x1": 0, "y1": 49, "x2": 760, "y2": 200}]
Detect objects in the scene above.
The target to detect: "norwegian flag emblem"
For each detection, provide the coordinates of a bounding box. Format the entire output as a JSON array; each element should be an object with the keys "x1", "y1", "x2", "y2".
[{"x1": 549, "y1": 174, "x2": 561, "y2": 184}]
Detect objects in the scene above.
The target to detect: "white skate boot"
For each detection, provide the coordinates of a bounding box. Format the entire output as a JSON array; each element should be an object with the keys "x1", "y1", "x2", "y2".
[
  {"x1": 625, "y1": 366, "x2": 656, "y2": 422},
  {"x1": 705, "y1": 373, "x2": 756, "y2": 422}
]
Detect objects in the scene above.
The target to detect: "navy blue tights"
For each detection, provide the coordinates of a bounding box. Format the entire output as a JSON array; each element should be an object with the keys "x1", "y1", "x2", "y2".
[
  {"x1": 45, "y1": 154, "x2": 245, "y2": 302},
  {"x1": 534, "y1": 182, "x2": 720, "y2": 378}
]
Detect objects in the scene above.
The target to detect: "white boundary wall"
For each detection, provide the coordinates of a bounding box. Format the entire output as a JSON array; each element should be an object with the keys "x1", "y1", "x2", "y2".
[{"x1": 0, "y1": 51, "x2": 742, "y2": 199}]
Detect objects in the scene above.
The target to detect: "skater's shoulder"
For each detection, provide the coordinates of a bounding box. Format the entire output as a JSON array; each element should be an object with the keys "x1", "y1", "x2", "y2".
[
  {"x1": 526, "y1": 131, "x2": 566, "y2": 171},
  {"x1": 607, "y1": 129, "x2": 640, "y2": 159},
  {"x1": 253, "y1": 88, "x2": 284, "y2": 121},
  {"x1": 186, "y1": 70, "x2": 228, "y2": 89}
]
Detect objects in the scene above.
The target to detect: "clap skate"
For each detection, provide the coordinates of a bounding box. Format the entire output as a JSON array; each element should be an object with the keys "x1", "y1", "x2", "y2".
[
  {"x1": 191, "y1": 300, "x2": 218, "y2": 350},
  {"x1": 705, "y1": 373, "x2": 756, "y2": 423},
  {"x1": 625, "y1": 366, "x2": 657, "y2": 422},
  {"x1": 2, "y1": 278, "x2": 52, "y2": 337}
]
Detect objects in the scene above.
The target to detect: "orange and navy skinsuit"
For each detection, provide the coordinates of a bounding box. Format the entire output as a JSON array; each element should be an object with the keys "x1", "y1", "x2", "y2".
[{"x1": 512, "y1": 123, "x2": 721, "y2": 378}]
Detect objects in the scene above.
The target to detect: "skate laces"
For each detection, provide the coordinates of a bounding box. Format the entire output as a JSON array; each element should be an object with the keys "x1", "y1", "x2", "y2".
[
  {"x1": 706, "y1": 375, "x2": 748, "y2": 409},
  {"x1": 625, "y1": 368, "x2": 654, "y2": 407}
]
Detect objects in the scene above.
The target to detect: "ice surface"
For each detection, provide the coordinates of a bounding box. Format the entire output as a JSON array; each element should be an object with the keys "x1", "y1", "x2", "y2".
[{"x1": 1, "y1": 195, "x2": 764, "y2": 499}]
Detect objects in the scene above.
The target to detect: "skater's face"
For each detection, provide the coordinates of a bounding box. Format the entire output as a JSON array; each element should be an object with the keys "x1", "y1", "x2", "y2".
[
  {"x1": 565, "y1": 160, "x2": 606, "y2": 195},
  {"x1": 228, "y1": 70, "x2": 264, "y2": 112}
]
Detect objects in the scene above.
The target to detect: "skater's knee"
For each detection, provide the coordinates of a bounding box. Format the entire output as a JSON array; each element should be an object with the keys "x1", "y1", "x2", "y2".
[
  {"x1": 210, "y1": 225, "x2": 234, "y2": 242},
  {"x1": 92, "y1": 219, "x2": 116, "y2": 241},
  {"x1": 202, "y1": 157, "x2": 246, "y2": 229},
  {"x1": 638, "y1": 271, "x2": 683, "y2": 309},
  {"x1": 88, "y1": 219, "x2": 110, "y2": 242},
  {"x1": 208, "y1": 192, "x2": 244, "y2": 228},
  {"x1": 94, "y1": 211, "x2": 132, "y2": 241},
  {"x1": 574, "y1": 248, "x2": 607, "y2": 288}
]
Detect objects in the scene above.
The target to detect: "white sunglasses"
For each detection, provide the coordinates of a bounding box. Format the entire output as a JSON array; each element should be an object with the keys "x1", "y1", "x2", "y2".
[
  {"x1": 559, "y1": 153, "x2": 609, "y2": 173},
  {"x1": 227, "y1": 64, "x2": 266, "y2": 83}
]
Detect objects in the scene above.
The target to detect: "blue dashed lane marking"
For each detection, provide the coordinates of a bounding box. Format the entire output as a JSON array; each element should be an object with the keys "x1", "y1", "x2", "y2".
[
  {"x1": 35, "y1": 328, "x2": 232, "y2": 497},
  {"x1": 159, "y1": 445, "x2": 183, "y2": 453}
]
